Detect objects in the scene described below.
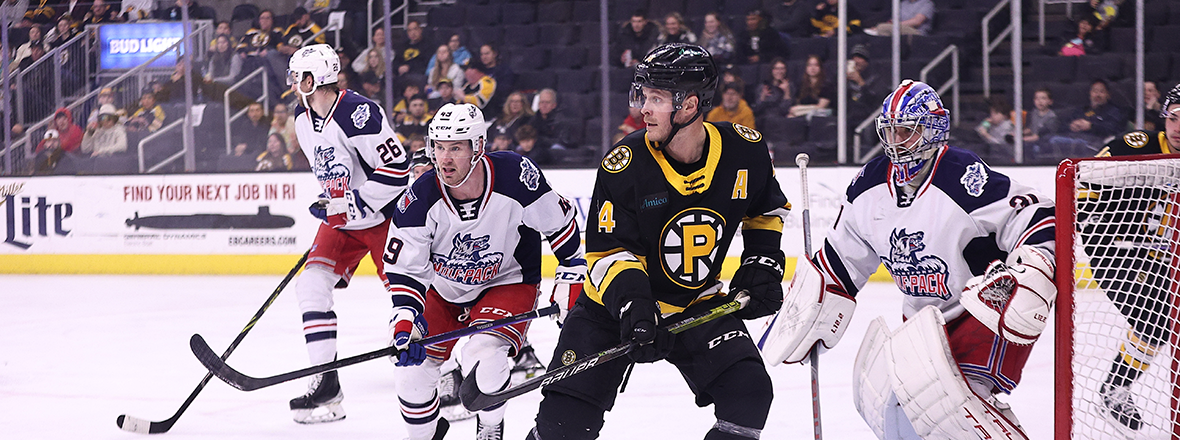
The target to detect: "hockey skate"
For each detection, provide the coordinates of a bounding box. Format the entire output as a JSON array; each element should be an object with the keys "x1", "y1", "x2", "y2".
[
  {"x1": 510, "y1": 344, "x2": 545, "y2": 385},
  {"x1": 289, "y1": 371, "x2": 345, "y2": 424},
  {"x1": 438, "y1": 367, "x2": 475, "y2": 421},
  {"x1": 1101, "y1": 382, "x2": 1143, "y2": 431},
  {"x1": 476, "y1": 415, "x2": 504, "y2": 440},
  {"x1": 403, "y1": 418, "x2": 450, "y2": 440}
]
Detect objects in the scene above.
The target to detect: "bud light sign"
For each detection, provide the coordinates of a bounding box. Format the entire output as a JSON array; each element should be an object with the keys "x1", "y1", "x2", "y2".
[{"x1": 97, "y1": 22, "x2": 186, "y2": 70}]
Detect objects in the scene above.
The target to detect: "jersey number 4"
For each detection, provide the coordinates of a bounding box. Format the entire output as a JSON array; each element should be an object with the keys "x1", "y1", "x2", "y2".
[{"x1": 598, "y1": 201, "x2": 616, "y2": 233}]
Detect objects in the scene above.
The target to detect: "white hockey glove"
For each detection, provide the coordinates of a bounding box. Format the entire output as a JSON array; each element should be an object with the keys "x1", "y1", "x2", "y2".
[
  {"x1": 550, "y1": 258, "x2": 586, "y2": 326},
  {"x1": 312, "y1": 188, "x2": 373, "y2": 229},
  {"x1": 961, "y1": 245, "x2": 1056, "y2": 345},
  {"x1": 758, "y1": 257, "x2": 856, "y2": 365},
  {"x1": 388, "y1": 307, "x2": 428, "y2": 367}
]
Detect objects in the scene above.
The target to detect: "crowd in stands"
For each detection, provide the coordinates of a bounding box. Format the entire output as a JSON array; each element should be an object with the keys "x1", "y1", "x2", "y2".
[{"x1": 5, "y1": 0, "x2": 1178, "y2": 175}]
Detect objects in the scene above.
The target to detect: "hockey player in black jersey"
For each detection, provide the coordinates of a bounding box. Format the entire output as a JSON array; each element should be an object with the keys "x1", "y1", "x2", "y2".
[
  {"x1": 1086, "y1": 83, "x2": 1180, "y2": 431},
  {"x1": 526, "y1": 43, "x2": 791, "y2": 440}
]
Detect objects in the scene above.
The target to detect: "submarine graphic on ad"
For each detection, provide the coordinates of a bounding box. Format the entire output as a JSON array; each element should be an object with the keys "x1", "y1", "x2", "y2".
[{"x1": 126, "y1": 206, "x2": 295, "y2": 230}]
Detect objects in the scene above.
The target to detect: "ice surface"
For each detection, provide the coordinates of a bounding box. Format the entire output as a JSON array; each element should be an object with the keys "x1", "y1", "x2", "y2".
[{"x1": 0, "y1": 275, "x2": 1054, "y2": 438}]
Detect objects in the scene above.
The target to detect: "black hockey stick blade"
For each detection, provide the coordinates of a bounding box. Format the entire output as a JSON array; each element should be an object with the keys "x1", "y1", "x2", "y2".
[
  {"x1": 459, "y1": 293, "x2": 748, "y2": 411},
  {"x1": 193, "y1": 304, "x2": 559, "y2": 391},
  {"x1": 117, "y1": 249, "x2": 310, "y2": 434}
]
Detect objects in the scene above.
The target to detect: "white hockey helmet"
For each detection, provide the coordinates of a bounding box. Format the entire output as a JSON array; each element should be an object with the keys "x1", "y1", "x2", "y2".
[
  {"x1": 287, "y1": 43, "x2": 340, "y2": 88},
  {"x1": 427, "y1": 102, "x2": 488, "y2": 187}
]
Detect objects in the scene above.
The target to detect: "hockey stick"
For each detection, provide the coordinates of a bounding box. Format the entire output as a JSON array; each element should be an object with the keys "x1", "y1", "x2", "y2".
[
  {"x1": 797, "y1": 153, "x2": 823, "y2": 440},
  {"x1": 116, "y1": 250, "x2": 310, "y2": 434},
  {"x1": 458, "y1": 292, "x2": 750, "y2": 412},
  {"x1": 191, "y1": 303, "x2": 560, "y2": 391}
]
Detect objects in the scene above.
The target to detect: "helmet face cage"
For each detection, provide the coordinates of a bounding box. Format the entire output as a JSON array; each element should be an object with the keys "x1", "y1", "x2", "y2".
[
  {"x1": 1162, "y1": 83, "x2": 1180, "y2": 119},
  {"x1": 426, "y1": 103, "x2": 487, "y2": 185},
  {"x1": 876, "y1": 81, "x2": 950, "y2": 164},
  {"x1": 629, "y1": 43, "x2": 718, "y2": 114}
]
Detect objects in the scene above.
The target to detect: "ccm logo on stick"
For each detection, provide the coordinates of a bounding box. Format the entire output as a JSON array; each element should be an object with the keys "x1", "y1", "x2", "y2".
[{"x1": 707, "y1": 330, "x2": 749, "y2": 349}]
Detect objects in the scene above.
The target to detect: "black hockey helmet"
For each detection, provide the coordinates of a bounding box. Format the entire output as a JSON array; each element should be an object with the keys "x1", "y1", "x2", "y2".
[
  {"x1": 1162, "y1": 83, "x2": 1180, "y2": 118},
  {"x1": 630, "y1": 43, "x2": 719, "y2": 112}
]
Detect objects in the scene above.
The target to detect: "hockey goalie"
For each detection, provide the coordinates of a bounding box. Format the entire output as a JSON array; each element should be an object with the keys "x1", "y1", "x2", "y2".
[{"x1": 758, "y1": 80, "x2": 1057, "y2": 439}]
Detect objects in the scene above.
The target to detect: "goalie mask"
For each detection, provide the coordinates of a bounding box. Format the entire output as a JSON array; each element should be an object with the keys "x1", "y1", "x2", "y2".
[
  {"x1": 427, "y1": 103, "x2": 487, "y2": 188},
  {"x1": 877, "y1": 80, "x2": 950, "y2": 183},
  {"x1": 629, "y1": 43, "x2": 718, "y2": 146},
  {"x1": 288, "y1": 44, "x2": 340, "y2": 107}
]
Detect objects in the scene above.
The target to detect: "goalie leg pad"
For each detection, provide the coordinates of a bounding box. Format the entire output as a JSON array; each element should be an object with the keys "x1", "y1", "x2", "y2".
[
  {"x1": 853, "y1": 317, "x2": 895, "y2": 439},
  {"x1": 888, "y1": 306, "x2": 1027, "y2": 440},
  {"x1": 758, "y1": 258, "x2": 856, "y2": 365}
]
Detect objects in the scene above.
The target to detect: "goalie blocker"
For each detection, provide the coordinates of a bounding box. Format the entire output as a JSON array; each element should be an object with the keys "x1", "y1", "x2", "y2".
[{"x1": 758, "y1": 256, "x2": 856, "y2": 365}]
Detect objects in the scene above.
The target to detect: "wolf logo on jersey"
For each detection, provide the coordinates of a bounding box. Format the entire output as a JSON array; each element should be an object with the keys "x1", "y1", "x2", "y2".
[
  {"x1": 312, "y1": 145, "x2": 351, "y2": 190},
  {"x1": 960, "y1": 162, "x2": 989, "y2": 197},
  {"x1": 882, "y1": 228, "x2": 950, "y2": 299},
  {"x1": 432, "y1": 233, "x2": 503, "y2": 285},
  {"x1": 351, "y1": 104, "x2": 371, "y2": 130},
  {"x1": 519, "y1": 157, "x2": 540, "y2": 191}
]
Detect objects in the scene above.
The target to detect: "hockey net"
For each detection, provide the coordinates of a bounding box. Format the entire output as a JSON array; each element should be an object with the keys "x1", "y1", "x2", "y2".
[{"x1": 1056, "y1": 155, "x2": 1180, "y2": 439}]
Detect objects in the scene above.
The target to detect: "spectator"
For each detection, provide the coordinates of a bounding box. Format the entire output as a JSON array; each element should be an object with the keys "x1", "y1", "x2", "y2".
[
  {"x1": 334, "y1": 46, "x2": 357, "y2": 82},
  {"x1": 427, "y1": 78, "x2": 459, "y2": 109},
  {"x1": 16, "y1": 43, "x2": 45, "y2": 71},
  {"x1": 753, "y1": 57, "x2": 794, "y2": 120},
  {"x1": 120, "y1": 0, "x2": 154, "y2": 21},
  {"x1": 698, "y1": 12, "x2": 736, "y2": 65},
  {"x1": 353, "y1": 27, "x2": 384, "y2": 74},
  {"x1": 336, "y1": 71, "x2": 354, "y2": 92},
  {"x1": 77, "y1": 0, "x2": 119, "y2": 26},
  {"x1": 427, "y1": 33, "x2": 472, "y2": 75},
  {"x1": 406, "y1": 133, "x2": 430, "y2": 177},
  {"x1": 44, "y1": 15, "x2": 77, "y2": 50},
  {"x1": 846, "y1": 45, "x2": 883, "y2": 122},
  {"x1": 737, "y1": 9, "x2": 788, "y2": 64},
  {"x1": 789, "y1": 55, "x2": 834, "y2": 117},
  {"x1": 459, "y1": 61, "x2": 497, "y2": 114},
  {"x1": 1143, "y1": 80, "x2": 1164, "y2": 131},
  {"x1": 220, "y1": 142, "x2": 256, "y2": 172},
  {"x1": 618, "y1": 105, "x2": 645, "y2": 136},
  {"x1": 255, "y1": 133, "x2": 293, "y2": 171},
  {"x1": 657, "y1": 12, "x2": 697, "y2": 45},
  {"x1": 287, "y1": 139, "x2": 310, "y2": 171},
  {"x1": 478, "y1": 43, "x2": 515, "y2": 117},
  {"x1": 395, "y1": 94, "x2": 432, "y2": 140},
  {"x1": 489, "y1": 131, "x2": 514, "y2": 152},
  {"x1": 864, "y1": 0, "x2": 935, "y2": 36},
  {"x1": 32, "y1": 128, "x2": 77, "y2": 175},
  {"x1": 50, "y1": 107, "x2": 83, "y2": 153},
  {"x1": 490, "y1": 91, "x2": 533, "y2": 141},
  {"x1": 237, "y1": 9, "x2": 282, "y2": 57},
  {"x1": 1024, "y1": 87, "x2": 1060, "y2": 157},
  {"x1": 81, "y1": 104, "x2": 127, "y2": 157},
  {"x1": 708, "y1": 83, "x2": 756, "y2": 128},
  {"x1": 530, "y1": 88, "x2": 570, "y2": 150},
  {"x1": 394, "y1": 19, "x2": 430, "y2": 75},
  {"x1": 87, "y1": 87, "x2": 125, "y2": 126},
  {"x1": 22, "y1": 0, "x2": 56, "y2": 26},
  {"x1": 204, "y1": 35, "x2": 241, "y2": 86},
  {"x1": 811, "y1": 0, "x2": 862, "y2": 37},
  {"x1": 208, "y1": 20, "x2": 236, "y2": 50},
  {"x1": 161, "y1": 0, "x2": 212, "y2": 21},
  {"x1": 392, "y1": 82, "x2": 423, "y2": 115},
  {"x1": 1048, "y1": 79, "x2": 1126, "y2": 155},
  {"x1": 514, "y1": 124, "x2": 552, "y2": 165},
  {"x1": 358, "y1": 49, "x2": 387, "y2": 101},
  {"x1": 426, "y1": 44, "x2": 465, "y2": 95},
  {"x1": 269, "y1": 103, "x2": 297, "y2": 150},
  {"x1": 230, "y1": 101, "x2": 270, "y2": 154},
  {"x1": 1059, "y1": 16, "x2": 1106, "y2": 56},
  {"x1": 976, "y1": 96, "x2": 1015, "y2": 145},
  {"x1": 614, "y1": 9, "x2": 658, "y2": 67},
  {"x1": 1082, "y1": 0, "x2": 1119, "y2": 31},
  {"x1": 126, "y1": 91, "x2": 166, "y2": 132},
  {"x1": 767, "y1": 0, "x2": 817, "y2": 39},
  {"x1": 13, "y1": 24, "x2": 46, "y2": 67},
  {"x1": 277, "y1": 7, "x2": 325, "y2": 57}
]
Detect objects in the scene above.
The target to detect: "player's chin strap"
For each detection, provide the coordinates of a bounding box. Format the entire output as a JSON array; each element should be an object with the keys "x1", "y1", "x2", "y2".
[
  {"x1": 438, "y1": 146, "x2": 485, "y2": 189},
  {"x1": 297, "y1": 80, "x2": 319, "y2": 110},
  {"x1": 653, "y1": 106, "x2": 705, "y2": 151}
]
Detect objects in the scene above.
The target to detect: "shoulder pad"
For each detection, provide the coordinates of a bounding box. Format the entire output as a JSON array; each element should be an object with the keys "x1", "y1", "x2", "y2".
[
  {"x1": 930, "y1": 147, "x2": 1011, "y2": 213},
  {"x1": 600, "y1": 130, "x2": 647, "y2": 174},
  {"x1": 391, "y1": 175, "x2": 441, "y2": 228},
  {"x1": 1101, "y1": 130, "x2": 1164, "y2": 157},
  {"x1": 332, "y1": 92, "x2": 384, "y2": 137},
  {"x1": 846, "y1": 156, "x2": 890, "y2": 202},
  {"x1": 487, "y1": 151, "x2": 549, "y2": 206}
]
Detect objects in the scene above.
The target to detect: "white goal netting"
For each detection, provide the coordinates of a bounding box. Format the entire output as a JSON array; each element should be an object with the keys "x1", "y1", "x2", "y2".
[{"x1": 1059, "y1": 156, "x2": 1180, "y2": 439}]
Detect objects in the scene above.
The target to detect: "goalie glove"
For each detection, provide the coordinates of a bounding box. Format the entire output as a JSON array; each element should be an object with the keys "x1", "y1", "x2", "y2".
[
  {"x1": 961, "y1": 245, "x2": 1056, "y2": 345},
  {"x1": 309, "y1": 189, "x2": 373, "y2": 228},
  {"x1": 730, "y1": 253, "x2": 786, "y2": 320},
  {"x1": 758, "y1": 257, "x2": 856, "y2": 365},
  {"x1": 550, "y1": 258, "x2": 586, "y2": 326},
  {"x1": 388, "y1": 307, "x2": 428, "y2": 367}
]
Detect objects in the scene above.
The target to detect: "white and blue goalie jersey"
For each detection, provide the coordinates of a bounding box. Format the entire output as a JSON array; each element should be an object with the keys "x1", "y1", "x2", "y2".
[
  {"x1": 294, "y1": 89, "x2": 411, "y2": 230},
  {"x1": 816, "y1": 146, "x2": 1055, "y2": 321},
  {"x1": 383, "y1": 151, "x2": 583, "y2": 312}
]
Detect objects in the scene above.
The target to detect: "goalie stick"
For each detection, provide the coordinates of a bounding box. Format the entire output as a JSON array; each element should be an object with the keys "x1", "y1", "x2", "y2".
[
  {"x1": 458, "y1": 292, "x2": 750, "y2": 412},
  {"x1": 191, "y1": 304, "x2": 559, "y2": 391},
  {"x1": 797, "y1": 153, "x2": 823, "y2": 440},
  {"x1": 116, "y1": 250, "x2": 310, "y2": 434}
]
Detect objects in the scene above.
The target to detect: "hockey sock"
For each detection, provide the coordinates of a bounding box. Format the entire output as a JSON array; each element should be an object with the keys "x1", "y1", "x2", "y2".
[
  {"x1": 707, "y1": 359, "x2": 772, "y2": 431},
  {"x1": 1107, "y1": 352, "x2": 1147, "y2": 388},
  {"x1": 400, "y1": 391, "x2": 441, "y2": 440},
  {"x1": 301, "y1": 310, "x2": 338, "y2": 365},
  {"x1": 535, "y1": 392, "x2": 605, "y2": 440}
]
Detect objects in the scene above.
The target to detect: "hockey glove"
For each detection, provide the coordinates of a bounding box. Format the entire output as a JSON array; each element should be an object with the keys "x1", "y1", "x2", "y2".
[
  {"x1": 961, "y1": 245, "x2": 1056, "y2": 345},
  {"x1": 311, "y1": 189, "x2": 373, "y2": 228},
  {"x1": 389, "y1": 307, "x2": 428, "y2": 367},
  {"x1": 619, "y1": 299, "x2": 674, "y2": 363},
  {"x1": 550, "y1": 258, "x2": 586, "y2": 326},
  {"x1": 729, "y1": 253, "x2": 786, "y2": 320}
]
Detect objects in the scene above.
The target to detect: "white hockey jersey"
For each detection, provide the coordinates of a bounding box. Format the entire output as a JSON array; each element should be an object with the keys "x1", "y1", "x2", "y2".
[
  {"x1": 816, "y1": 146, "x2": 1056, "y2": 321},
  {"x1": 384, "y1": 151, "x2": 583, "y2": 311},
  {"x1": 295, "y1": 89, "x2": 411, "y2": 230}
]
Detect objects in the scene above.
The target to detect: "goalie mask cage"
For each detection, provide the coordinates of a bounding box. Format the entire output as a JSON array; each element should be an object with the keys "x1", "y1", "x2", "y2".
[{"x1": 1056, "y1": 155, "x2": 1180, "y2": 439}]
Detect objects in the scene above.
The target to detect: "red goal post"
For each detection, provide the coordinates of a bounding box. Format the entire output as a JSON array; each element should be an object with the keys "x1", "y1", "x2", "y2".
[{"x1": 1055, "y1": 154, "x2": 1180, "y2": 439}]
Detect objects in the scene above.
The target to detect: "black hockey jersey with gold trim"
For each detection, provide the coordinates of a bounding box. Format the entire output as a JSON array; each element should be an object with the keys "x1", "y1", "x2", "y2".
[
  {"x1": 1098, "y1": 130, "x2": 1173, "y2": 157},
  {"x1": 583, "y1": 122, "x2": 791, "y2": 315}
]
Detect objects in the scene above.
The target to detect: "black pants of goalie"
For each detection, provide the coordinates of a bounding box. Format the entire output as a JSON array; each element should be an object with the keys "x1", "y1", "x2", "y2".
[{"x1": 529, "y1": 297, "x2": 772, "y2": 440}]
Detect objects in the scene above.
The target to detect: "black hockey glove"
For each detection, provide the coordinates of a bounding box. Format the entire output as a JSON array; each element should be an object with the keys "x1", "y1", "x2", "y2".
[
  {"x1": 619, "y1": 299, "x2": 674, "y2": 363},
  {"x1": 730, "y1": 253, "x2": 785, "y2": 320}
]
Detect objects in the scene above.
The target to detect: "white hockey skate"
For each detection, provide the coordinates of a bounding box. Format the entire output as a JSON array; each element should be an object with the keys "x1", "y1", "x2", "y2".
[
  {"x1": 476, "y1": 415, "x2": 504, "y2": 440},
  {"x1": 510, "y1": 343, "x2": 545, "y2": 385},
  {"x1": 290, "y1": 371, "x2": 345, "y2": 424},
  {"x1": 1101, "y1": 382, "x2": 1144, "y2": 432},
  {"x1": 438, "y1": 367, "x2": 475, "y2": 422}
]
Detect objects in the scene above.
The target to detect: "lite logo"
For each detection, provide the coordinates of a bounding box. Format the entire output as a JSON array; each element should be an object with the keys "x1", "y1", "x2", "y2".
[{"x1": 3, "y1": 185, "x2": 73, "y2": 250}]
